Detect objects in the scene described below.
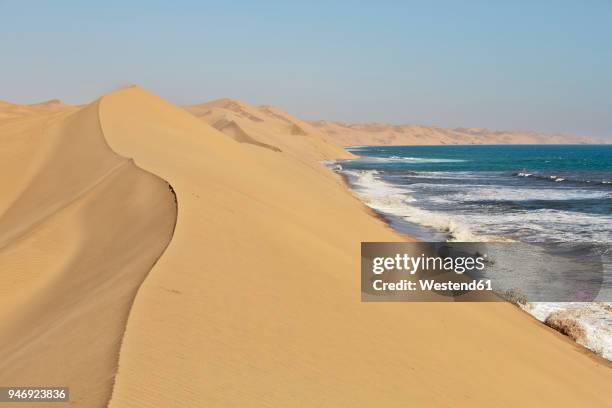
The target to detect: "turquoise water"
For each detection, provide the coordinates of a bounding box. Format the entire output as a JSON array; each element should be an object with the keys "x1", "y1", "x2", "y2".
[
  {"x1": 346, "y1": 144, "x2": 612, "y2": 172},
  {"x1": 337, "y1": 145, "x2": 612, "y2": 242},
  {"x1": 333, "y1": 144, "x2": 612, "y2": 359}
]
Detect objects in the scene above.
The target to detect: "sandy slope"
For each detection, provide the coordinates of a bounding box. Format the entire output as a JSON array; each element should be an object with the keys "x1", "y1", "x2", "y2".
[
  {"x1": 1, "y1": 88, "x2": 611, "y2": 407},
  {"x1": 311, "y1": 120, "x2": 605, "y2": 146},
  {"x1": 0, "y1": 100, "x2": 176, "y2": 406},
  {"x1": 186, "y1": 99, "x2": 355, "y2": 166},
  {"x1": 87, "y1": 87, "x2": 611, "y2": 407}
]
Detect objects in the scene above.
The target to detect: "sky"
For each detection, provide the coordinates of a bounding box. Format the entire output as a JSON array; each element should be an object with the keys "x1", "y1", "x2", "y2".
[{"x1": 1, "y1": 1, "x2": 611, "y2": 138}]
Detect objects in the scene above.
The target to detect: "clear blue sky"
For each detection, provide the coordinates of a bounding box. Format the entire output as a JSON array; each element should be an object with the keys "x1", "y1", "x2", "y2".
[{"x1": 1, "y1": 1, "x2": 611, "y2": 138}]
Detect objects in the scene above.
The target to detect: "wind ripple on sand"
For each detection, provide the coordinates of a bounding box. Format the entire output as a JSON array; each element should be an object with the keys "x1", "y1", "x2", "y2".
[
  {"x1": 2, "y1": 87, "x2": 612, "y2": 407},
  {"x1": 0, "y1": 99, "x2": 177, "y2": 407}
]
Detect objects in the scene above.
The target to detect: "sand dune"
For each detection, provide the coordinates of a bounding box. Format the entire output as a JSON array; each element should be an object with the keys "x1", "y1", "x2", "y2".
[
  {"x1": 104, "y1": 88, "x2": 610, "y2": 407},
  {"x1": 0, "y1": 99, "x2": 176, "y2": 407},
  {"x1": 0, "y1": 99, "x2": 71, "y2": 121},
  {"x1": 27, "y1": 99, "x2": 70, "y2": 110},
  {"x1": 311, "y1": 120, "x2": 605, "y2": 146},
  {"x1": 215, "y1": 118, "x2": 282, "y2": 152},
  {"x1": 0, "y1": 88, "x2": 611, "y2": 407},
  {"x1": 186, "y1": 98, "x2": 355, "y2": 165}
]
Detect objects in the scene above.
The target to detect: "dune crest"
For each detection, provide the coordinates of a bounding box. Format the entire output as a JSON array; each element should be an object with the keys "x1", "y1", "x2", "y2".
[{"x1": 0, "y1": 98, "x2": 177, "y2": 407}]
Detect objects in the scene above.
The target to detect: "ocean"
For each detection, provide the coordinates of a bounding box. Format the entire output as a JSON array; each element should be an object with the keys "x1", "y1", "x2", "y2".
[{"x1": 330, "y1": 144, "x2": 612, "y2": 359}]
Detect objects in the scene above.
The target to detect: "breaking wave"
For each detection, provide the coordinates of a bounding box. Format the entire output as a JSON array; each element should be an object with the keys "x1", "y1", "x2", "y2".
[
  {"x1": 521, "y1": 302, "x2": 612, "y2": 360},
  {"x1": 515, "y1": 171, "x2": 611, "y2": 186},
  {"x1": 339, "y1": 169, "x2": 498, "y2": 242},
  {"x1": 346, "y1": 156, "x2": 467, "y2": 164}
]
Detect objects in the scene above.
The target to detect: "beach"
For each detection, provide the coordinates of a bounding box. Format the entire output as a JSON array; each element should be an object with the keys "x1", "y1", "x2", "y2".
[{"x1": 1, "y1": 87, "x2": 611, "y2": 407}]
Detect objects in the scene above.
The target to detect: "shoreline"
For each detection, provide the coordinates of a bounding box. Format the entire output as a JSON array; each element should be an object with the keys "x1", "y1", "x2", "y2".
[
  {"x1": 334, "y1": 168, "x2": 417, "y2": 242},
  {"x1": 332, "y1": 150, "x2": 612, "y2": 363}
]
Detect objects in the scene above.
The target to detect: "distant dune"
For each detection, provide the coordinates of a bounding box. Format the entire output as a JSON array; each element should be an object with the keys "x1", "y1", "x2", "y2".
[
  {"x1": 1, "y1": 89, "x2": 611, "y2": 407},
  {"x1": 185, "y1": 98, "x2": 355, "y2": 164},
  {"x1": 0, "y1": 99, "x2": 72, "y2": 121},
  {"x1": 186, "y1": 100, "x2": 606, "y2": 147},
  {"x1": 310, "y1": 120, "x2": 606, "y2": 146}
]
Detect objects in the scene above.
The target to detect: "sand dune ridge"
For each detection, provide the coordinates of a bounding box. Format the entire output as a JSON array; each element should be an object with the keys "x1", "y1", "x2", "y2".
[{"x1": 0, "y1": 96, "x2": 177, "y2": 407}]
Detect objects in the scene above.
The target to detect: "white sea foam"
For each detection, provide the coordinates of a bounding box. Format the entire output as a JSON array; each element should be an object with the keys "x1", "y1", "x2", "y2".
[
  {"x1": 387, "y1": 174, "x2": 612, "y2": 242},
  {"x1": 339, "y1": 167, "x2": 612, "y2": 243},
  {"x1": 521, "y1": 302, "x2": 612, "y2": 360},
  {"x1": 345, "y1": 157, "x2": 467, "y2": 164},
  {"x1": 437, "y1": 208, "x2": 612, "y2": 243},
  {"x1": 427, "y1": 185, "x2": 610, "y2": 203},
  {"x1": 342, "y1": 169, "x2": 499, "y2": 241}
]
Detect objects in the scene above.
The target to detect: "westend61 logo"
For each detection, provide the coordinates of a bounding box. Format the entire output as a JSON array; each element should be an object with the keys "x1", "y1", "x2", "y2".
[{"x1": 361, "y1": 242, "x2": 609, "y2": 302}]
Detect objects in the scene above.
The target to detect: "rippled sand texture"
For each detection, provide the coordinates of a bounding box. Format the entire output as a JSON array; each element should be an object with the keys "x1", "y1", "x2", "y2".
[
  {"x1": 0, "y1": 98, "x2": 176, "y2": 407},
  {"x1": 0, "y1": 87, "x2": 610, "y2": 407}
]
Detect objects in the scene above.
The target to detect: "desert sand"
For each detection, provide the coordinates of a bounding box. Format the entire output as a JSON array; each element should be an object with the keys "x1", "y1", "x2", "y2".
[
  {"x1": 0, "y1": 98, "x2": 176, "y2": 407},
  {"x1": 0, "y1": 87, "x2": 611, "y2": 407},
  {"x1": 0, "y1": 99, "x2": 70, "y2": 120},
  {"x1": 185, "y1": 98, "x2": 355, "y2": 165},
  {"x1": 310, "y1": 120, "x2": 605, "y2": 146}
]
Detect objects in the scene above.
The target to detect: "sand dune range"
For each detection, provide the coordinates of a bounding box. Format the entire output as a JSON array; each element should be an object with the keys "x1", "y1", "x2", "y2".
[
  {"x1": 185, "y1": 98, "x2": 355, "y2": 166},
  {"x1": 310, "y1": 121, "x2": 606, "y2": 146},
  {"x1": 0, "y1": 87, "x2": 611, "y2": 407}
]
